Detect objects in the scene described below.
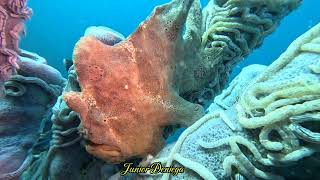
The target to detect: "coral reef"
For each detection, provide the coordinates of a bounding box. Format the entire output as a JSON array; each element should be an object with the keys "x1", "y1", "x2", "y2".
[
  {"x1": 64, "y1": 0, "x2": 299, "y2": 164},
  {"x1": 141, "y1": 23, "x2": 320, "y2": 180},
  {"x1": 0, "y1": 54, "x2": 65, "y2": 179},
  {"x1": 0, "y1": 0, "x2": 32, "y2": 95},
  {"x1": 0, "y1": 2, "x2": 66, "y2": 179}
]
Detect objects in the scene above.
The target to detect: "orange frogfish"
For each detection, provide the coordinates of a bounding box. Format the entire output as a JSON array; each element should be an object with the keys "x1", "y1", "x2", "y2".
[{"x1": 64, "y1": 0, "x2": 204, "y2": 163}]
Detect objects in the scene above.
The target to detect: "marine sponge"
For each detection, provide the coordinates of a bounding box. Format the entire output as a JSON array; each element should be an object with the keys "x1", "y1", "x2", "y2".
[
  {"x1": 192, "y1": 0, "x2": 301, "y2": 102},
  {"x1": 64, "y1": 0, "x2": 300, "y2": 164},
  {"x1": 0, "y1": 62, "x2": 64, "y2": 179},
  {"x1": 141, "y1": 23, "x2": 320, "y2": 180},
  {"x1": 0, "y1": 0, "x2": 32, "y2": 95},
  {"x1": 237, "y1": 23, "x2": 320, "y2": 129},
  {"x1": 84, "y1": 26, "x2": 125, "y2": 45},
  {"x1": 212, "y1": 64, "x2": 267, "y2": 110},
  {"x1": 232, "y1": 22, "x2": 320, "y2": 179}
]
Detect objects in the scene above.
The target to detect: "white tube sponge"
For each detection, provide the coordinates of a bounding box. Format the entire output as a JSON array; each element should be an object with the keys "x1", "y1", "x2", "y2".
[{"x1": 237, "y1": 23, "x2": 320, "y2": 129}]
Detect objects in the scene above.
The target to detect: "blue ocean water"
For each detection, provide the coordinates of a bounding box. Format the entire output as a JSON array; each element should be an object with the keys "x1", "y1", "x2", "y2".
[{"x1": 21, "y1": 0, "x2": 320, "y2": 79}]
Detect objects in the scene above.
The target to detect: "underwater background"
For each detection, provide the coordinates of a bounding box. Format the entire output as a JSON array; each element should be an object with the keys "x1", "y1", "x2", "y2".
[
  {"x1": 1, "y1": 0, "x2": 320, "y2": 179},
  {"x1": 20, "y1": 0, "x2": 320, "y2": 78}
]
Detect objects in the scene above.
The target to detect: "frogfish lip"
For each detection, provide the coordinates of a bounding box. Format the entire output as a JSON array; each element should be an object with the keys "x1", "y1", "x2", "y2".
[
  {"x1": 84, "y1": 139, "x2": 124, "y2": 163},
  {"x1": 78, "y1": 125, "x2": 125, "y2": 163},
  {"x1": 81, "y1": 134, "x2": 108, "y2": 147},
  {"x1": 84, "y1": 139, "x2": 120, "y2": 152}
]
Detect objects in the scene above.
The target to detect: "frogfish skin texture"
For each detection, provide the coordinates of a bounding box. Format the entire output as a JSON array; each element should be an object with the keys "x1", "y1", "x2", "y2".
[{"x1": 64, "y1": 0, "x2": 205, "y2": 163}]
